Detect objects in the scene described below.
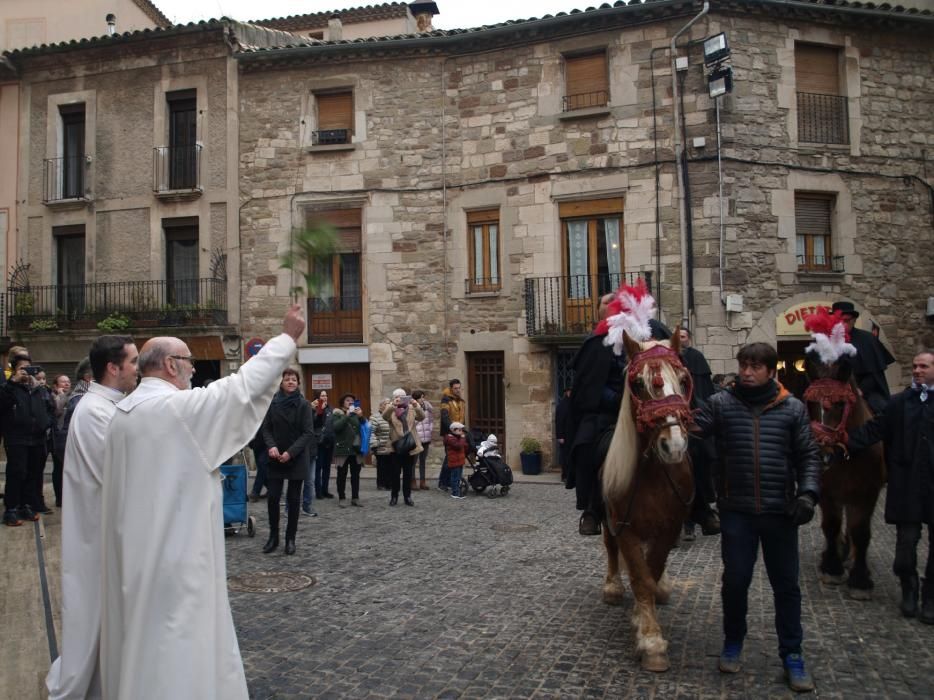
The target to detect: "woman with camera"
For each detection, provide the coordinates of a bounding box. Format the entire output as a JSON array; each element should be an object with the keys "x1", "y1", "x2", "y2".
[
  {"x1": 260, "y1": 368, "x2": 316, "y2": 555},
  {"x1": 382, "y1": 388, "x2": 425, "y2": 507},
  {"x1": 331, "y1": 393, "x2": 366, "y2": 507}
]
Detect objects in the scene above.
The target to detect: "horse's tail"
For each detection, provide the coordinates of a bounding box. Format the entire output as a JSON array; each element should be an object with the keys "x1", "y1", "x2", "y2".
[{"x1": 602, "y1": 381, "x2": 639, "y2": 501}]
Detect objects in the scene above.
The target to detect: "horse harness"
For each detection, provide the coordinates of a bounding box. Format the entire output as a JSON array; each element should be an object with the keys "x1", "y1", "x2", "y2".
[{"x1": 803, "y1": 378, "x2": 856, "y2": 463}]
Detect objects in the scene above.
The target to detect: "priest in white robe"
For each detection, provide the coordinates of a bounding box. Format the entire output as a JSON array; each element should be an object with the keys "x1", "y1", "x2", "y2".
[
  {"x1": 46, "y1": 336, "x2": 139, "y2": 700},
  {"x1": 100, "y1": 305, "x2": 305, "y2": 700}
]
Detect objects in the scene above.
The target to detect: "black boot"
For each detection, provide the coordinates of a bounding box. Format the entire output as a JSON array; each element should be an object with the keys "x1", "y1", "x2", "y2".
[
  {"x1": 285, "y1": 538, "x2": 296, "y2": 555},
  {"x1": 900, "y1": 574, "x2": 919, "y2": 618},
  {"x1": 921, "y1": 578, "x2": 934, "y2": 625},
  {"x1": 579, "y1": 511, "x2": 601, "y2": 536},
  {"x1": 262, "y1": 534, "x2": 279, "y2": 554}
]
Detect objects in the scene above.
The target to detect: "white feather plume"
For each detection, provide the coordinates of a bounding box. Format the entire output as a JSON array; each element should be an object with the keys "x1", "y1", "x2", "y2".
[
  {"x1": 603, "y1": 287, "x2": 656, "y2": 356},
  {"x1": 804, "y1": 321, "x2": 857, "y2": 365}
]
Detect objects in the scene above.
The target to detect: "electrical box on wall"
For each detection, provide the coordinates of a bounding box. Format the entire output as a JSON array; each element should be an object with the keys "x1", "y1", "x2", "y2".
[
  {"x1": 726, "y1": 294, "x2": 744, "y2": 312},
  {"x1": 675, "y1": 56, "x2": 689, "y2": 71},
  {"x1": 927, "y1": 297, "x2": 934, "y2": 319}
]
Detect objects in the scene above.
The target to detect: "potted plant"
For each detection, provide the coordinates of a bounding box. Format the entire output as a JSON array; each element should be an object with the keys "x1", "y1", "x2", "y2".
[
  {"x1": 519, "y1": 437, "x2": 543, "y2": 475},
  {"x1": 97, "y1": 312, "x2": 131, "y2": 333}
]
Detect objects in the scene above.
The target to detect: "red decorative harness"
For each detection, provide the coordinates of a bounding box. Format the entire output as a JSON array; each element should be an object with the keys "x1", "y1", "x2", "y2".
[
  {"x1": 803, "y1": 378, "x2": 856, "y2": 453},
  {"x1": 626, "y1": 344, "x2": 694, "y2": 434}
]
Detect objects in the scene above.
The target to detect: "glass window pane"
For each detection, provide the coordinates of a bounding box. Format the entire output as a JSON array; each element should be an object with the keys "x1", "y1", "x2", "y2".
[
  {"x1": 489, "y1": 225, "x2": 498, "y2": 285},
  {"x1": 813, "y1": 236, "x2": 825, "y2": 265},
  {"x1": 602, "y1": 218, "x2": 622, "y2": 291},
  {"x1": 340, "y1": 253, "x2": 361, "y2": 310},
  {"x1": 473, "y1": 225, "x2": 484, "y2": 283},
  {"x1": 567, "y1": 221, "x2": 589, "y2": 298}
]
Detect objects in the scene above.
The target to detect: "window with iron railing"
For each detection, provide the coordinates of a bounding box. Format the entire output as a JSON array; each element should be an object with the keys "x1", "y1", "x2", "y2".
[
  {"x1": 795, "y1": 193, "x2": 839, "y2": 272},
  {"x1": 564, "y1": 51, "x2": 608, "y2": 112},
  {"x1": 795, "y1": 43, "x2": 849, "y2": 145},
  {"x1": 313, "y1": 91, "x2": 353, "y2": 146}
]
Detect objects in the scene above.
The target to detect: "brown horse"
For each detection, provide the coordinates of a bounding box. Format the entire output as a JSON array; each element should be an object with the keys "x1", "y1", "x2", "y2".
[
  {"x1": 804, "y1": 356, "x2": 885, "y2": 599},
  {"x1": 600, "y1": 332, "x2": 693, "y2": 672}
]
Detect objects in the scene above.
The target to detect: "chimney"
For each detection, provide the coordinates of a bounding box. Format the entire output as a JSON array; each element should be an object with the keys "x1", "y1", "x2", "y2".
[
  {"x1": 327, "y1": 15, "x2": 343, "y2": 41},
  {"x1": 106, "y1": 13, "x2": 117, "y2": 36},
  {"x1": 415, "y1": 12, "x2": 433, "y2": 32}
]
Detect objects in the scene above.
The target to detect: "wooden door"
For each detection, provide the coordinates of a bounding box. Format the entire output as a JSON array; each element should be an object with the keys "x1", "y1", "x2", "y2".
[
  {"x1": 303, "y1": 363, "x2": 371, "y2": 416},
  {"x1": 467, "y1": 352, "x2": 506, "y2": 450}
]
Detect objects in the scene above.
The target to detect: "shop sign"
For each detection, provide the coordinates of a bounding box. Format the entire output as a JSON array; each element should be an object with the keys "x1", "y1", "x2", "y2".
[
  {"x1": 776, "y1": 301, "x2": 832, "y2": 336},
  {"x1": 245, "y1": 337, "x2": 265, "y2": 357},
  {"x1": 311, "y1": 374, "x2": 332, "y2": 391}
]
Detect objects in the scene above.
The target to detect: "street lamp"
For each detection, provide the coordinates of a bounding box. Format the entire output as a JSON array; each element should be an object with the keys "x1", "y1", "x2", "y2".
[
  {"x1": 707, "y1": 66, "x2": 733, "y2": 98},
  {"x1": 703, "y1": 33, "x2": 730, "y2": 65}
]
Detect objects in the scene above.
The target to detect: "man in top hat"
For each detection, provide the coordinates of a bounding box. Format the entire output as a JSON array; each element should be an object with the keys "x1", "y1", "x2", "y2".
[{"x1": 830, "y1": 301, "x2": 895, "y2": 415}]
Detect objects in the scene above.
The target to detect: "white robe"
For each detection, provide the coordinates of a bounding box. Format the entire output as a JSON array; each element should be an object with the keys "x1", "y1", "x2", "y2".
[
  {"x1": 46, "y1": 382, "x2": 124, "y2": 700},
  {"x1": 100, "y1": 333, "x2": 296, "y2": 700}
]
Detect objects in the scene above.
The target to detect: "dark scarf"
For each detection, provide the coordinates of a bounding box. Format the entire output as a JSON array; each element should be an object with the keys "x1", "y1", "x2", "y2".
[
  {"x1": 732, "y1": 379, "x2": 779, "y2": 407},
  {"x1": 272, "y1": 389, "x2": 304, "y2": 409}
]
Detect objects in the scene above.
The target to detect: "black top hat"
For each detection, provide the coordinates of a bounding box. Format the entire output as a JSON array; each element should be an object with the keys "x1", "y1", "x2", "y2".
[{"x1": 831, "y1": 301, "x2": 860, "y2": 318}]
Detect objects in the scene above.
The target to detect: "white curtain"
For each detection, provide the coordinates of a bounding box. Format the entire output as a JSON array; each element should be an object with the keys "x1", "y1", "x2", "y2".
[{"x1": 567, "y1": 221, "x2": 589, "y2": 298}]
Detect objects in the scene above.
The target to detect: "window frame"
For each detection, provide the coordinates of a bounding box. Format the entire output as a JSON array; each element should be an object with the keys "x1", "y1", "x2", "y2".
[
  {"x1": 563, "y1": 50, "x2": 609, "y2": 112},
  {"x1": 794, "y1": 42, "x2": 848, "y2": 145},
  {"x1": 314, "y1": 90, "x2": 354, "y2": 145},
  {"x1": 466, "y1": 209, "x2": 501, "y2": 294},
  {"x1": 794, "y1": 193, "x2": 835, "y2": 272}
]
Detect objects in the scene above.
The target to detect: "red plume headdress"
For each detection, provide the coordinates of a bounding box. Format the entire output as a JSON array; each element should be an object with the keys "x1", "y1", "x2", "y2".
[
  {"x1": 596, "y1": 278, "x2": 656, "y2": 356},
  {"x1": 803, "y1": 308, "x2": 856, "y2": 365}
]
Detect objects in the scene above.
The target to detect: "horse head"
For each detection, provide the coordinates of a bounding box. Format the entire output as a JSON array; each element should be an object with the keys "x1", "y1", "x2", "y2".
[
  {"x1": 803, "y1": 351, "x2": 859, "y2": 456},
  {"x1": 622, "y1": 330, "x2": 693, "y2": 464}
]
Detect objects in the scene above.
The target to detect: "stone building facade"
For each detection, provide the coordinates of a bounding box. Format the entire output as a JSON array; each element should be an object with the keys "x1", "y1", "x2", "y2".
[{"x1": 236, "y1": 1, "x2": 934, "y2": 466}]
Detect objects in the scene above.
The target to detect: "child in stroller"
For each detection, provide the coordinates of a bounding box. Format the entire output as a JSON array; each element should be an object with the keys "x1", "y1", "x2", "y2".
[{"x1": 468, "y1": 434, "x2": 514, "y2": 497}]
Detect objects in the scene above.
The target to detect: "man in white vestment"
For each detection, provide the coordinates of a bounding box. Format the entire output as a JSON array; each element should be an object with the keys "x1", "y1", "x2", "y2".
[
  {"x1": 46, "y1": 335, "x2": 139, "y2": 700},
  {"x1": 100, "y1": 305, "x2": 305, "y2": 700}
]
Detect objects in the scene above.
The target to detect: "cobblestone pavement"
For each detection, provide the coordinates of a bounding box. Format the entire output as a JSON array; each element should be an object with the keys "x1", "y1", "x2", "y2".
[{"x1": 227, "y1": 480, "x2": 932, "y2": 699}]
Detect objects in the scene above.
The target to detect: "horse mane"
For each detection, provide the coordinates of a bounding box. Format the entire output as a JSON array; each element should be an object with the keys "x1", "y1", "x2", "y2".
[{"x1": 602, "y1": 379, "x2": 639, "y2": 501}]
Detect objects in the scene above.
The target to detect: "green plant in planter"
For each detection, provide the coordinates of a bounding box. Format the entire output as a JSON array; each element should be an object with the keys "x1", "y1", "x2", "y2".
[
  {"x1": 97, "y1": 312, "x2": 131, "y2": 332},
  {"x1": 29, "y1": 318, "x2": 58, "y2": 331},
  {"x1": 520, "y1": 437, "x2": 542, "y2": 454},
  {"x1": 14, "y1": 292, "x2": 35, "y2": 315}
]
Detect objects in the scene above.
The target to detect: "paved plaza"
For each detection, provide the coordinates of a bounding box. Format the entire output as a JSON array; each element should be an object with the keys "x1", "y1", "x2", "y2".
[{"x1": 3, "y1": 470, "x2": 933, "y2": 699}]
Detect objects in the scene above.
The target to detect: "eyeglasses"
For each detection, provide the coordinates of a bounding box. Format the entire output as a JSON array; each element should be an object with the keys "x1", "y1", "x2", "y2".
[{"x1": 170, "y1": 355, "x2": 195, "y2": 364}]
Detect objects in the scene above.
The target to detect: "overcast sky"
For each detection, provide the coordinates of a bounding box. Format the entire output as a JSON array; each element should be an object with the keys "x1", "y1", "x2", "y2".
[{"x1": 154, "y1": 0, "x2": 588, "y2": 28}]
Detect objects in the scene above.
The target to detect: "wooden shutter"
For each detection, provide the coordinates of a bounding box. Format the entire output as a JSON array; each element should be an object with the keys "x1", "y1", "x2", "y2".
[
  {"x1": 794, "y1": 194, "x2": 832, "y2": 235},
  {"x1": 466, "y1": 208, "x2": 498, "y2": 225},
  {"x1": 317, "y1": 92, "x2": 353, "y2": 131},
  {"x1": 795, "y1": 44, "x2": 839, "y2": 95},
  {"x1": 558, "y1": 198, "x2": 623, "y2": 219},
  {"x1": 566, "y1": 53, "x2": 608, "y2": 95},
  {"x1": 307, "y1": 208, "x2": 361, "y2": 251}
]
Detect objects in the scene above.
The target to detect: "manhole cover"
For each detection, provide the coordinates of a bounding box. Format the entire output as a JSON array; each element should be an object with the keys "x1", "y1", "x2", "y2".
[
  {"x1": 227, "y1": 572, "x2": 316, "y2": 593},
  {"x1": 490, "y1": 523, "x2": 539, "y2": 533}
]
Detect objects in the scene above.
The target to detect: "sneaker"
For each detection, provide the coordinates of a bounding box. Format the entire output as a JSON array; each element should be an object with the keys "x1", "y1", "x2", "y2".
[
  {"x1": 338, "y1": 498, "x2": 347, "y2": 509},
  {"x1": 451, "y1": 494, "x2": 466, "y2": 500},
  {"x1": 436, "y1": 484, "x2": 448, "y2": 492},
  {"x1": 18, "y1": 506, "x2": 40, "y2": 522},
  {"x1": 783, "y1": 653, "x2": 815, "y2": 693},
  {"x1": 718, "y1": 642, "x2": 742, "y2": 674},
  {"x1": 351, "y1": 498, "x2": 363, "y2": 507},
  {"x1": 322, "y1": 493, "x2": 335, "y2": 499},
  {"x1": 3, "y1": 510, "x2": 23, "y2": 527},
  {"x1": 301, "y1": 505, "x2": 318, "y2": 517},
  {"x1": 36, "y1": 504, "x2": 54, "y2": 515}
]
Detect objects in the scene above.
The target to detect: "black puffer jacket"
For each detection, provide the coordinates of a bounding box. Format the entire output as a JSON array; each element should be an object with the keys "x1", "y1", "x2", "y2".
[
  {"x1": 0, "y1": 380, "x2": 54, "y2": 447},
  {"x1": 694, "y1": 382, "x2": 820, "y2": 515}
]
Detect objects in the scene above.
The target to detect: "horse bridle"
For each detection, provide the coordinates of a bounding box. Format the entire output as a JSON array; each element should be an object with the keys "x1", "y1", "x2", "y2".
[
  {"x1": 802, "y1": 378, "x2": 856, "y2": 460},
  {"x1": 627, "y1": 344, "x2": 695, "y2": 442}
]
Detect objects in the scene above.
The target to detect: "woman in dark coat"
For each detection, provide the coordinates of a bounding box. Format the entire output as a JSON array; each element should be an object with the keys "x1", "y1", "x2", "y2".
[{"x1": 261, "y1": 369, "x2": 316, "y2": 555}]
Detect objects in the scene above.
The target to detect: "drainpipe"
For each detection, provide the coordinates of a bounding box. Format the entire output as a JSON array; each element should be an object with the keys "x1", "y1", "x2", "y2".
[{"x1": 671, "y1": 0, "x2": 708, "y2": 328}]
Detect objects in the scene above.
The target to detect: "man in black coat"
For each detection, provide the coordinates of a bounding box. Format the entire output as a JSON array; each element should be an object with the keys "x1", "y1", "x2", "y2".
[
  {"x1": 831, "y1": 301, "x2": 894, "y2": 415},
  {"x1": 848, "y1": 350, "x2": 934, "y2": 623},
  {"x1": 694, "y1": 342, "x2": 821, "y2": 693},
  {"x1": 554, "y1": 388, "x2": 572, "y2": 482}
]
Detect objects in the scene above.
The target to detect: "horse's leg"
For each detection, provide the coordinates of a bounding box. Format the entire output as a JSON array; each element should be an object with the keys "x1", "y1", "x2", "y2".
[
  {"x1": 602, "y1": 526, "x2": 626, "y2": 605},
  {"x1": 844, "y1": 496, "x2": 878, "y2": 600},
  {"x1": 819, "y1": 488, "x2": 847, "y2": 585},
  {"x1": 646, "y1": 525, "x2": 681, "y2": 606},
  {"x1": 619, "y1": 530, "x2": 669, "y2": 672}
]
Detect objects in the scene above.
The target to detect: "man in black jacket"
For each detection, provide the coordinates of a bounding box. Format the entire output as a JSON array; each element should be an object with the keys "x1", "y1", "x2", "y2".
[
  {"x1": 848, "y1": 350, "x2": 934, "y2": 623},
  {"x1": 1, "y1": 355, "x2": 54, "y2": 526},
  {"x1": 831, "y1": 301, "x2": 894, "y2": 415},
  {"x1": 694, "y1": 342, "x2": 821, "y2": 693}
]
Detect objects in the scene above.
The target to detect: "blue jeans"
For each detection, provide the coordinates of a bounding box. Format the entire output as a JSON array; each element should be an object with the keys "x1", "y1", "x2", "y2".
[
  {"x1": 449, "y1": 467, "x2": 463, "y2": 496},
  {"x1": 302, "y1": 457, "x2": 316, "y2": 511},
  {"x1": 720, "y1": 509, "x2": 803, "y2": 660},
  {"x1": 315, "y1": 444, "x2": 333, "y2": 497},
  {"x1": 437, "y1": 454, "x2": 450, "y2": 489},
  {"x1": 251, "y1": 444, "x2": 269, "y2": 497}
]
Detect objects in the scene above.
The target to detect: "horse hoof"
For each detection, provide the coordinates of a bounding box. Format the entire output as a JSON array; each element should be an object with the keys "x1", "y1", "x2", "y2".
[
  {"x1": 641, "y1": 652, "x2": 670, "y2": 673},
  {"x1": 820, "y1": 572, "x2": 847, "y2": 586},
  {"x1": 847, "y1": 587, "x2": 872, "y2": 601},
  {"x1": 603, "y1": 587, "x2": 626, "y2": 606}
]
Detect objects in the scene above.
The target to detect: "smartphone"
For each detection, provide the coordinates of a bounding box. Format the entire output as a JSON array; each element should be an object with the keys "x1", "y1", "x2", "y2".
[
  {"x1": 353, "y1": 399, "x2": 361, "y2": 409},
  {"x1": 24, "y1": 366, "x2": 40, "y2": 376}
]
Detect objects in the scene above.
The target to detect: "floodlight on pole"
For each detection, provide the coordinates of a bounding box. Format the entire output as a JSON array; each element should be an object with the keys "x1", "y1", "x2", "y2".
[
  {"x1": 708, "y1": 66, "x2": 733, "y2": 98},
  {"x1": 703, "y1": 33, "x2": 730, "y2": 65}
]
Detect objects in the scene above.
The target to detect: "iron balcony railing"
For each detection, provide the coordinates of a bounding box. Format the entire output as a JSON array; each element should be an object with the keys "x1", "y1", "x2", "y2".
[
  {"x1": 797, "y1": 92, "x2": 849, "y2": 145},
  {"x1": 153, "y1": 144, "x2": 202, "y2": 192},
  {"x1": 312, "y1": 129, "x2": 351, "y2": 146},
  {"x1": 307, "y1": 295, "x2": 363, "y2": 344},
  {"x1": 6, "y1": 278, "x2": 226, "y2": 331},
  {"x1": 43, "y1": 155, "x2": 87, "y2": 203},
  {"x1": 563, "y1": 89, "x2": 609, "y2": 112},
  {"x1": 525, "y1": 271, "x2": 654, "y2": 339},
  {"x1": 797, "y1": 255, "x2": 845, "y2": 273},
  {"x1": 464, "y1": 277, "x2": 502, "y2": 294}
]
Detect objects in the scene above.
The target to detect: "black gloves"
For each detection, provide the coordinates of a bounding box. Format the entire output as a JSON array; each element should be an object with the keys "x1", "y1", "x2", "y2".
[{"x1": 789, "y1": 494, "x2": 817, "y2": 526}]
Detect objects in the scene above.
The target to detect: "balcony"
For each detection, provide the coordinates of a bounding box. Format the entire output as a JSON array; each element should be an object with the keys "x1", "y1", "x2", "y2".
[
  {"x1": 153, "y1": 144, "x2": 202, "y2": 199},
  {"x1": 464, "y1": 277, "x2": 501, "y2": 295},
  {"x1": 307, "y1": 295, "x2": 362, "y2": 344},
  {"x1": 5, "y1": 278, "x2": 227, "y2": 333},
  {"x1": 562, "y1": 90, "x2": 608, "y2": 112},
  {"x1": 312, "y1": 129, "x2": 351, "y2": 146},
  {"x1": 525, "y1": 271, "x2": 654, "y2": 341},
  {"x1": 43, "y1": 155, "x2": 89, "y2": 207},
  {"x1": 797, "y1": 255, "x2": 845, "y2": 274},
  {"x1": 797, "y1": 92, "x2": 849, "y2": 145}
]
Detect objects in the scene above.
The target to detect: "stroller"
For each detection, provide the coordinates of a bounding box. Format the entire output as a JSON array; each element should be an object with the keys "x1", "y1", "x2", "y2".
[
  {"x1": 220, "y1": 461, "x2": 256, "y2": 537},
  {"x1": 468, "y1": 435, "x2": 514, "y2": 497}
]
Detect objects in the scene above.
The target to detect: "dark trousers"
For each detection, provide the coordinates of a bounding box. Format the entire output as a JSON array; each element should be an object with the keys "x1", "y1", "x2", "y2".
[
  {"x1": 315, "y1": 445, "x2": 334, "y2": 497},
  {"x1": 51, "y1": 445, "x2": 65, "y2": 506},
  {"x1": 376, "y1": 453, "x2": 392, "y2": 489},
  {"x1": 417, "y1": 443, "x2": 430, "y2": 482},
  {"x1": 688, "y1": 439, "x2": 716, "y2": 523},
  {"x1": 251, "y1": 443, "x2": 269, "y2": 497},
  {"x1": 266, "y1": 478, "x2": 302, "y2": 540},
  {"x1": 893, "y1": 523, "x2": 934, "y2": 581},
  {"x1": 391, "y1": 453, "x2": 415, "y2": 500},
  {"x1": 336, "y1": 455, "x2": 361, "y2": 500},
  {"x1": 720, "y1": 510, "x2": 803, "y2": 660},
  {"x1": 5, "y1": 444, "x2": 48, "y2": 511},
  {"x1": 438, "y1": 454, "x2": 450, "y2": 489}
]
